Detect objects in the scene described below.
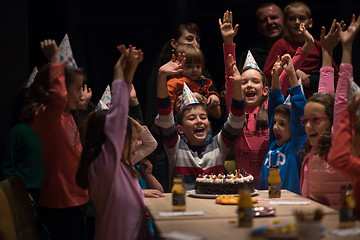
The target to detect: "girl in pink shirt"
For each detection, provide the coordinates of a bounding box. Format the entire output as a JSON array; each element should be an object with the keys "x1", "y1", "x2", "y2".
[
  {"x1": 76, "y1": 45, "x2": 153, "y2": 240},
  {"x1": 300, "y1": 15, "x2": 360, "y2": 209}
]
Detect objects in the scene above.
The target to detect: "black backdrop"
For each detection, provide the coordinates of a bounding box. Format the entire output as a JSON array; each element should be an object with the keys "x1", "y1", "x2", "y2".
[{"x1": 1, "y1": 0, "x2": 360, "y2": 171}]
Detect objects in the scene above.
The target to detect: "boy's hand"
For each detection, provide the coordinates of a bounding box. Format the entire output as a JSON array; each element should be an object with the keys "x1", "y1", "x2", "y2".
[
  {"x1": 300, "y1": 23, "x2": 314, "y2": 53},
  {"x1": 280, "y1": 54, "x2": 295, "y2": 73},
  {"x1": 271, "y1": 55, "x2": 283, "y2": 79},
  {"x1": 40, "y1": 39, "x2": 60, "y2": 63},
  {"x1": 77, "y1": 84, "x2": 92, "y2": 110},
  {"x1": 339, "y1": 14, "x2": 360, "y2": 46},
  {"x1": 219, "y1": 10, "x2": 239, "y2": 45},
  {"x1": 158, "y1": 53, "x2": 186, "y2": 77},
  {"x1": 296, "y1": 70, "x2": 310, "y2": 87},
  {"x1": 320, "y1": 19, "x2": 342, "y2": 53}
]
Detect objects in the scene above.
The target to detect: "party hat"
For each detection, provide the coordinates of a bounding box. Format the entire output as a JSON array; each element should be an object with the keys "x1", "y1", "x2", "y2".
[
  {"x1": 95, "y1": 85, "x2": 111, "y2": 111},
  {"x1": 24, "y1": 66, "x2": 38, "y2": 88},
  {"x1": 181, "y1": 83, "x2": 199, "y2": 110},
  {"x1": 347, "y1": 78, "x2": 360, "y2": 116},
  {"x1": 243, "y1": 50, "x2": 262, "y2": 74},
  {"x1": 283, "y1": 77, "x2": 304, "y2": 105},
  {"x1": 58, "y1": 34, "x2": 78, "y2": 67}
]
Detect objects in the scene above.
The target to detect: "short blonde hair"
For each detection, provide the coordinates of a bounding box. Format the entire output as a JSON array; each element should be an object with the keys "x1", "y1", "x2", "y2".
[
  {"x1": 284, "y1": 1, "x2": 311, "y2": 19},
  {"x1": 175, "y1": 43, "x2": 205, "y2": 70}
]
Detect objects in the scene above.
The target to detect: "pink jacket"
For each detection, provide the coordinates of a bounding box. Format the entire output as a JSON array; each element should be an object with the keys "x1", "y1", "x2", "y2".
[
  {"x1": 300, "y1": 64, "x2": 353, "y2": 209},
  {"x1": 88, "y1": 80, "x2": 148, "y2": 240}
]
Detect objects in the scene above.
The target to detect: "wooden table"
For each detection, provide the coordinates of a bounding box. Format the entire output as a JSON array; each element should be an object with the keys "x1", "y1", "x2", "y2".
[{"x1": 145, "y1": 190, "x2": 359, "y2": 239}]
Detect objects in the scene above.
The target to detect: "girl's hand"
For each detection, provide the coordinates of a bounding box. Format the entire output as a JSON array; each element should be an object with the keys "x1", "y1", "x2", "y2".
[
  {"x1": 140, "y1": 159, "x2": 153, "y2": 175},
  {"x1": 226, "y1": 54, "x2": 241, "y2": 83},
  {"x1": 339, "y1": 14, "x2": 360, "y2": 46},
  {"x1": 219, "y1": 10, "x2": 239, "y2": 45},
  {"x1": 142, "y1": 189, "x2": 165, "y2": 198},
  {"x1": 158, "y1": 53, "x2": 186, "y2": 77},
  {"x1": 207, "y1": 94, "x2": 220, "y2": 108},
  {"x1": 40, "y1": 39, "x2": 60, "y2": 63},
  {"x1": 77, "y1": 84, "x2": 92, "y2": 110},
  {"x1": 114, "y1": 44, "x2": 127, "y2": 81},
  {"x1": 300, "y1": 23, "x2": 314, "y2": 53},
  {"x1": 320, "y1": 19, "x2": 342, "y2": 53}
]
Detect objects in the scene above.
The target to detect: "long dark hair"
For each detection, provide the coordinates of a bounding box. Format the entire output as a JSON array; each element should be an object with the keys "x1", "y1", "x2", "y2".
[
  {"x1": 76, "y1": 114, "x2": 137, "y2": 189},
  {"x1": 299, "y1": 93, "x2": 334, "y2": 158},
  {"x1": 20, "y1": 64, "x2": 85, "y2": 122}
]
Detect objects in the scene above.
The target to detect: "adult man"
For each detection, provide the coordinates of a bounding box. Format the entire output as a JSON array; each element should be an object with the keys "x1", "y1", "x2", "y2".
[{"x1": 238, "y1": 3, "x2": 284, "y2": 71}]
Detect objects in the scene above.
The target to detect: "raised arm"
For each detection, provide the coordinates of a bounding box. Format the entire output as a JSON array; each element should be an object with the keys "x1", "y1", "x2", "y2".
[
  {"x1": 40, "y1": 39, "x2": 61, "y2": 64},
  {"x1": 333, "y1": 14, "x2": 360, "y2": 135},
  {"x1": 157, "y1": 53, "x2": 186, "y2": 99},
  {"x1": 226, "y1": 54, "x2": 243, "y2": 102},
  {"x1": 281, "y1": 54, "x2": 298, "y2": 88},
  {"x1": 219, "y1": 10, "x2": 239, "y2": 46}
]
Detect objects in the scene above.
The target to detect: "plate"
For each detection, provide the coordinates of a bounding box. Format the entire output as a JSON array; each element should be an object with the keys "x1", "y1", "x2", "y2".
[{"x1": 187, "y1": 189, "x2": 258, "y2": 199}]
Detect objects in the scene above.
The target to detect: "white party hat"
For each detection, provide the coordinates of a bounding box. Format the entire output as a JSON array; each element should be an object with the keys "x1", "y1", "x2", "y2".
[
  {"x1": 181, "y1": 83, "x2": 199, "y2": 110},
  {"x1": 59, "y1": 34, "x2": 78, "y2": 67},
  {"x1": 243, "y1": 50, "x2": 262, "y2": 74},
  {"x1": 95, "y1": 85, "x2": 111, "y2": 111}
]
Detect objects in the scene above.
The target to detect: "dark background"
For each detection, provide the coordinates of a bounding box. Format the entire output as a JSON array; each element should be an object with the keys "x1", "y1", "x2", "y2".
[{"x1": 1, "y1": 0, "x2": 360, "y2": 167}]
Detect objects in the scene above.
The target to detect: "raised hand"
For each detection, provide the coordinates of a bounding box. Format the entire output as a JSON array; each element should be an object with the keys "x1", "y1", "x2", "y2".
[
  {"x1": 40, "y1": 39, "x2": 60, "y2": 63},
  {"x1": 226, "y1": 54, "x2": 241, "y2": 83},
  {"x1": 300, "y1": 23, "x2": 314, "y2": 53},
  {"x1": 158, "y1": 53, "x2": 186, "y2": 77},
  {"x1": 219, "y1": 10, "x2": 239, "y2": 45},
  {"x1": 271, "y1": 55, "x2": 283, "y2": 78},
  {"x1": 77, "y1": 84, "x2": 92, "y2": 110},
  {"x1": 281, "y1": 54, "x2": 298, "y2": 88},
  {"x1": 320, "y1": 19, "x2": 343, "y2": 53},
  {"x1": 123, "y1": 45, "x2": 144, "y2": 84},
  {"x1": 226, "y1": 54, "x2": 243, "y2": 101},
  {"x1": 114, "y1": 44, "x2": 127, "y2": 82},
  {"x1": 339, "y1": 14, "x2": 360, "y2": 46}
]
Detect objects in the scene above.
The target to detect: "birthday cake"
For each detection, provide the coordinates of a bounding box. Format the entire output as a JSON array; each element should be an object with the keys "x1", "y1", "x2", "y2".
[{"x1": 195, "y1": 172, "x2": 254, "y2": 194}]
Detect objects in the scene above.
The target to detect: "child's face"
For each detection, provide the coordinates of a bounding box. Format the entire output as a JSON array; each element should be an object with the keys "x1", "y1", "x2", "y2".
[
  {"x1": 182, "y1": 62, "x2": 202, "y2": 81},
  {"x1": 66, "y1": 74, "x2": 84, "y2": 111},
  {"x1": 176, "y1": 107, "x2": 210, "y2": 146},
  {"x1": 273, "y1": 113, "x2": 291, "y2": 147},
  {"x1": 240, "y1": 69, "x2": 268, "y2": 108},
  {"x1": 285, "y1": 6, "x2": 312, "y2": 39},
  {"x1": 303, "y1": 102, "x2": 331, "y2": 146}
]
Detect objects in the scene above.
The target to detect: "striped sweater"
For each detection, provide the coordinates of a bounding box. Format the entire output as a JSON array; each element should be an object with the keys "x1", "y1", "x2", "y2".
[{"x1": 155, "y1": 96, "x2": 245, "y2": 190}]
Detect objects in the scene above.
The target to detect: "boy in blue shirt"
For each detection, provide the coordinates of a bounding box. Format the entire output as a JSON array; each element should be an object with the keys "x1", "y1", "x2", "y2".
[{"x1": 259, "y1": 54, "x2": 307, "y2": 194}]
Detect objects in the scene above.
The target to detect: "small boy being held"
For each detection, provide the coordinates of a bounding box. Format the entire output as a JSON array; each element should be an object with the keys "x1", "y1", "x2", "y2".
[
  {"x1": 156, "y1": 53, "x2": 245, "y2": 190},
  {"x1": 259, "y1": 54, "x2": 307, "y2": 194},
  {"x1": 167, "y1": 44, "x2": 221, "y2": 119}
]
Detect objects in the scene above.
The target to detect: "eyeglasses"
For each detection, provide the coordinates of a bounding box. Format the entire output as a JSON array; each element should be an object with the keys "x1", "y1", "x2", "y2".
[{"x1": 300, "y1": 116, "x2": 330, "y2": 126}]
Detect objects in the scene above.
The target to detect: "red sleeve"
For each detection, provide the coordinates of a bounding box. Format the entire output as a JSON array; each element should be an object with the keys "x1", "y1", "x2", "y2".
[{"x1": 328, "y1": 109, "x2": 360, "y2": 179}]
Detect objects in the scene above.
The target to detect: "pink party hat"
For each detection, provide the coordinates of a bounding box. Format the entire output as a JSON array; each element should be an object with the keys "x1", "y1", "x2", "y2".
[
  {"x1": 59, "y1": 34, "x2": 78, "y2": 67},
  {"x1": 181, "y1": 83, "x2": 199, "y2": 110},
  {"x1": 95, "y1": 85, "x2": 111, "y2": 111},
  {"x1": 24, "y1": 66, "x2": 38, "y2": 88},
  {"x1": 243, "y1": 50, "x2": 262, "y2": 74}
]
